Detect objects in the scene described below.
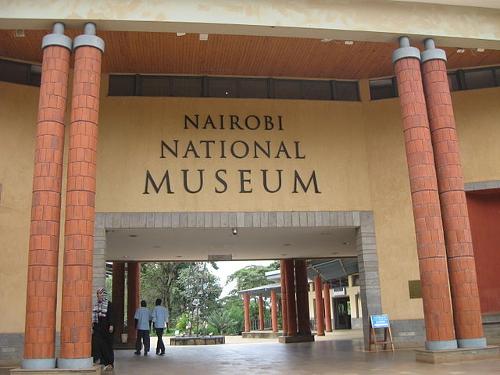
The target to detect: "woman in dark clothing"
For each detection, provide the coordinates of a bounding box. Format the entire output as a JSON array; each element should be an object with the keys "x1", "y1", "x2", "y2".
[{"x1": 92, "y1": 288, "x2": 114, "y2": 371}]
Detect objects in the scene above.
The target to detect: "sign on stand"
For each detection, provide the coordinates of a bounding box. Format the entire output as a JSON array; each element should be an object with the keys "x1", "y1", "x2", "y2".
[{"x1": 369, "y1": 314, "x2": 394, "y2": 351}]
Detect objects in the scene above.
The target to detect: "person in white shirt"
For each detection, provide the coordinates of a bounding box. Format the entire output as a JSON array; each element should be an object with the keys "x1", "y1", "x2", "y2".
[
  {"x1": 134, "y1": 300, "x2": 152, "y2": 356},
  {"x1": 152, "y1": 298, "x2": 169, "y2": 356}
]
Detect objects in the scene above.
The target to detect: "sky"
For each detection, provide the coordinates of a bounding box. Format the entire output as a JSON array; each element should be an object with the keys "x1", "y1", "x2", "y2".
[{"x1": 210, "y1": 260, "x2": 274, "y2": 298}]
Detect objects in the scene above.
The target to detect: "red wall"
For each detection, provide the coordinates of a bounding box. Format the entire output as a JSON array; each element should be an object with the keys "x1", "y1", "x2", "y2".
[{"x1": 466, "y1": 189, "x2": 500, "y2": 314}]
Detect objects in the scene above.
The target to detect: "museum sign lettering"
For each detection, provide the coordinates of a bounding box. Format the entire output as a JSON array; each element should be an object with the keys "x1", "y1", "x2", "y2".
[{"x1": 143, "y1": 114, "x2": 321, "y2": 194}]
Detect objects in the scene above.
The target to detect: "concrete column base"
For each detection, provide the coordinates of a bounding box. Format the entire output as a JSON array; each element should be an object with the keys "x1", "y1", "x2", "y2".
[
  {"x1": 415, "y1": 345, "x2": 500, "y2": 364},
  {"x1": 242, "y1": 331, "x2": 280, "y2": 339},
  {"x1": 279, "y1": 335, "x2": 315, "y2": 344},
  {"x1": 10, "y1": 365, "x2": 101, "y2": 374}
]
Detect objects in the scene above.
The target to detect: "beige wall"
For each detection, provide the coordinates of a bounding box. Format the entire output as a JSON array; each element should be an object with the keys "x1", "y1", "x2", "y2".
[{"x1": 1, "y1": 78, "x2": 500, "y2": 333}]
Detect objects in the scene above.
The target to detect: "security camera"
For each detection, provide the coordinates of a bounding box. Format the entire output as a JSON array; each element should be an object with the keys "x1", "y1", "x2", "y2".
[{"x1": 232, "y1": 228, "x2": 238, "y2": 235}]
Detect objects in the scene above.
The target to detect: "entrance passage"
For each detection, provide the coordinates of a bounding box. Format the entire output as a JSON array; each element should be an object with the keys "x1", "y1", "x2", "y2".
[{"x1": 334, "y1": 298, "x2": 352, "y2": 330}]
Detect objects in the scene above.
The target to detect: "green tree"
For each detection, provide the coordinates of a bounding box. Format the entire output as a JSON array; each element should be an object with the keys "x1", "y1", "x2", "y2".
[
  {"x1": 207, "y1": 309, "x2": 237, "y2": 335},
  {"x1": 226, "y1": 263, "x2": 279, "y2": 294}
]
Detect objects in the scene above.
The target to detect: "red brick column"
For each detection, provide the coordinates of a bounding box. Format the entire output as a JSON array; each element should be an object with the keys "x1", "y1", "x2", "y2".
[
  {"x1": 393, "y1": 36, "x2": 457, "y2": 350},
  {"x1": 421, "y1": 39, "x2": 486, "y2": 348},
  {"x1": 243, "y1": 293, "x2": 251, "y2": 333},
  {"x1": 59, "y1": 23, "x2": 104, "y2": 369},
  {"x1": 285, "y1": 259, "x2": 298, "y2": 336},
  {"x1": 258, "y1": 295, "x2": 265, "y2": 331},
  {"x1": 280, "y1": 260, "x2": 288, "y2": 336},
  {"x1": 314, "y1": 276, "x2": 325, "y2": 336},
  {"x1": 22, "y1": 23, "x2": 72, "y2": 370},
  {"x1": 323, "y1": 282, "x2": 332, "y2": 332},
  {"x1": 112, "y1": 262, "x2": 125, "y2": 343},
  {"x1": 270, "y1": 289, "x2": 278, "y2": 333},
  {"x1": 127, "y1": 262, "x2": 140, "y2": 344},
  {"x1": 294, "y1": 260, "x2": 312, "y2": 336}
]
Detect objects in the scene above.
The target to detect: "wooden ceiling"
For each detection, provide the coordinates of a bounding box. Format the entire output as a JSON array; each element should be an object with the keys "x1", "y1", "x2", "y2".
[{"x1": 1, "y1": 29, "x2": 500, "y2": 79}]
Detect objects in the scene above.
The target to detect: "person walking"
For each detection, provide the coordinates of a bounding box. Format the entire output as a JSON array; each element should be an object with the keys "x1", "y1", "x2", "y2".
[
  {"x1": 92, "y1": 288, "x2": 114, "y2": 371},
  {"x1": 152, "y1": 298, "x2": 169, "y2": 356},
  {"x1": 134, "y1": 300, "x2": 152, "y2": 356}
]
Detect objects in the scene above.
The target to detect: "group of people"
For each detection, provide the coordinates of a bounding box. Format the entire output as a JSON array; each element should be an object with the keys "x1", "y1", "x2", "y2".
[{"x1": 91, "y1": 288, "x2": 170, "y2": 371}]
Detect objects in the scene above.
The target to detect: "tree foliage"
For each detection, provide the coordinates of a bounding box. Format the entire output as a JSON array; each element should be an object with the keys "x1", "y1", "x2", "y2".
[{"x1": 226, "y1": 262, "x2": 279, "y2": 294}]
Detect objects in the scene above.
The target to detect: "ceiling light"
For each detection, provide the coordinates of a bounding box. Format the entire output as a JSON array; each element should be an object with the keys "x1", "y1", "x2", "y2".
[
  {"x1": 129, "y1": 234, "x2": 138, "y2": 238},
  {"x1": 199, "y1": 33, "x2": 209, "y2": 41},
  {"x1": 176, "y1": 255, "x2": 183, "y2": 258},
  {"x1": 280, "y1": 253, "x2": 288, "y2": 256},
  {"x1": 176, "y1": 32, "x2": 186, "y2": 37},
  {"x1": 232, "y1": 228, "x2": 238, "y2": 236},
  {"x1": 343, "y1": 241, "x2": 350, "y2": 246},
  {"x1": 15, "y1": 29, "x2": 25, "y2": 38},
  {"x1": 456, "y1": 48, "x2": 465, "y2": 54},
  {"x1": 477, "y1": 48, "x2": 485, "y2": 52},
  {"x1": 344, "y1": 40, "x2": 354, "y2": 45},
  {"x1": 320, "y1": 38, "x2": 333, "y2": 43},
  {"x1": 283, "y1": 243, "x2": 291, "y2": 247}
]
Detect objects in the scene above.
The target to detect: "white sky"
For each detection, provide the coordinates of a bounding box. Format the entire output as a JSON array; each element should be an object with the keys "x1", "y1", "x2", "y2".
[{"x1": 210, "y1": 260, "x2": 274, "y2": 298}]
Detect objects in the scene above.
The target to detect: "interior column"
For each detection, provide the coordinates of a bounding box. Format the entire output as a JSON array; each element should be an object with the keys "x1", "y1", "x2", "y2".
[
  {"x1": 392, "y1": 36, "x2": 457, "y2": 350},
  {"x1": 270, "y1": 289, "x2": 278, "y2": 333},
  {"x1": 280, "y1": 259, "x2": 288, "y2": 336},
  {"x1": 294, "y1": 260, "x2": 311, "y2": 336},
  {"x1": 243, "y1": 293, "x2": 251, "y2": 333},
  {"x1": 314, "y1": 276, "x2": 325, "y2": 336},
  {"x1": 285, "y1": 259, "x2": 298, "y2": 336},
  {"x1": 22, "y1": 23, "x2": 72, "y2": 370},
  {"x1": 258, "y1": 295, "x2": 265, "y2": 331},
  {"x1": 59, "y1": 23, "x2": 105, "y2": 369},
  {"x1": 112, "y1": 262, "x2": 125, "y2": 344},
  {"x1": 127, "y1": 262, "x2": 140, "y2": 344},
  {"x1": 323, "y1": 282, "x2": 332, "y2": 332}
]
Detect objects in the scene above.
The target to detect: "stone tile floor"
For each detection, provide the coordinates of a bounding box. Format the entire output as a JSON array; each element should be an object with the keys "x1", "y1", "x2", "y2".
[{"x1": 2, "y1": 330, "x2": 500, "y2": 374}]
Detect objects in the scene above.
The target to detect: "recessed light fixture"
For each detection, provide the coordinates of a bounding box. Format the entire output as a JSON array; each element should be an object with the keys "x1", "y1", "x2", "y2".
[
  {"x1": 456, "y1": 48, "x2": 465, "y2": 54},
  {"x1": 232, "y1": 228, "x2": 238, "y2": 235},
  {"x1": 320, "y1": 38, "x2": 333, "y2": 43},
  {"x1": 343, "y1": 241, "x2": 350, "y2": 246},
  {"x1": 280, "y1": 253, "x2": 287, "y2": 256},
  {"x1": 176, "y1": 32, "x2": 186, "y2": 37},
  {"x1": 129, "y1": 234, "x2": 138, "y2": 238},
  {"x1": 283, "y1": 243, "x2": 291, "y2": 247},
  {"x1": 175, "y1": 255, "x2": 183, "y2": 258},
  {"x1": 344, "y1": 40, "x2": 354, "y2": 45},
  {"x1": 477, "y1": 48, "x2": 485, "y2": 53},
  {"x1": 199, "y1": 33, "x2": 209, "y2": 41},
  {"x1": 153, "y1": 245, "x2": 161, "y2": 249}
]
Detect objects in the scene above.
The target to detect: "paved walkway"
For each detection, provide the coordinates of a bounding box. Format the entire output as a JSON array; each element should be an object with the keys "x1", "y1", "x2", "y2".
[{"x1": 111, "y1": 331, "x2": 500, "y2": 374}]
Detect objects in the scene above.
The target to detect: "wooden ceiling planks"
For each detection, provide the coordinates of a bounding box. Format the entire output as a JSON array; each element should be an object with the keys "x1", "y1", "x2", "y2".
[{"x1": 0, "y1": 29, "x2": 499, "y2": 79}]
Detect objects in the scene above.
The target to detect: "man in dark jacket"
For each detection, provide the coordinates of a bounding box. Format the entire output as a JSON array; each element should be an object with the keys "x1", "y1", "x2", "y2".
[{"x1": 92, "y1": 288, "x2": 114, "y2": 371}]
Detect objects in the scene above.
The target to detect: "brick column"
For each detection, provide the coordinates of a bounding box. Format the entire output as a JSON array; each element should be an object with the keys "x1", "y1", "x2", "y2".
[
  {"x1": 280, "y1": 260, "x2": 288, "y2": 336},
  {"x1": 392, "y1": 36, "x2": 457, "y2": 351},
  {"x1": 421, "y1": 39, "x2": 486, "y2": 349},
  {"x1": 270, "y1": 289, "x2": 278, "y2": 333},
  {"x1": 294, "y1": 260, "x2": 311, "y2": 336},
  {"x1": 112, "y1": 262, "x2": 125, "y2": 343},
  {"x1": 323, "y1": 282, "x2": 332, "y2": 332},
  {"x1": 127, "y1": 262, "x2": 140, "y2": 344},
  {"x1": 314, "y1": 276, "x2": 325, "y2": 336},
  {"x1": 22, "y1": 23, "x2": 72, "y2": 370},
  {"x1": 243, "y1": 293, "x2": 251, "y2": 333},
  {"x1": 285, "y1": 259, "x2": 297, "y2": 336},
  {"x1": 258, "y1": 295, "x2": 265, "y2": 331},
  {"x1": 59, "y1": 23, "x2": 104, "y2": 369}
]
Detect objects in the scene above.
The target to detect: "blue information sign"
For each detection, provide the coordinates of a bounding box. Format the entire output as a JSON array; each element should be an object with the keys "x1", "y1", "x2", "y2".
[{"x1": 370, "y1": 314, "x2": 390, "y2": 328}]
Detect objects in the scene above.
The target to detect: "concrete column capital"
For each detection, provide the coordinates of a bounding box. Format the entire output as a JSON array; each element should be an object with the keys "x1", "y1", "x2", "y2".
[
  {"x1": 74, "y1": 22, "x2": 105, "y2": 52},
  {"x1": 392, "y1": 36, "x2": 421, "y2": 64},
  {"x1": 42, "y1": 22, "x2": 72, "y2": 50},
  {"x1": 421, "y1": 38, "x2": 447, "y2": 63}
]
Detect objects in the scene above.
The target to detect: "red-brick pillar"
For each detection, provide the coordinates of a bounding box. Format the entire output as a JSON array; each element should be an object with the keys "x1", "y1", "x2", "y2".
[
  {"x1": 280, "y1": 259, "x2": 288, "y2": 336},
  {"x1": 258, "y1": 295, "x2": 265, "y2": 331},
  {"x1": 270, "y1": 289, "x2": 278, "y2": 333},
  {"x1": 59, "y1": 23, "x2": 104, "y2": 369},
  {"x1": 285, "y1": 259, "x2": 298, "y2": 336},
  {"x1": 294, "y1": 260, "x2": 312, "y2": 336},
  {"x1": 314, "y1": 276, "x2": 325, "y2": 336},
  {"x1": 127, "y1": 262, "x2": 140, "y2": 344},
  {"x1": 22, "y1": 23, "x2": 72, "y2": 370},
  {"x1": 243, "y1": 293, "x2": 251, "y2": 333},
  {"x1": 112, "y1": 262, "x2": 125, "y2": 343},
  {"x1": 421, "y1": 39, "x2": 486, "y2": 349},
  {"x1": 323, "y1": 282, "x2": 332, "y2": 332},
  {"x1": 393, "y1": 36, "x2": 457, "y2": 351}
]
